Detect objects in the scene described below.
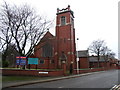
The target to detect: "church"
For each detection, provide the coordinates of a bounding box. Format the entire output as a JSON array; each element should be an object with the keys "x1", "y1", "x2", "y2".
[{"x1": 30, "y1": 5, "x2": 77, "y2": 71}]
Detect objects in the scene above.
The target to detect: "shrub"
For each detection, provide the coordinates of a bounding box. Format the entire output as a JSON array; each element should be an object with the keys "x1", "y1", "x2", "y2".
[{"x1": 2, "y1": 60, "x2": 9, "y2": 67}]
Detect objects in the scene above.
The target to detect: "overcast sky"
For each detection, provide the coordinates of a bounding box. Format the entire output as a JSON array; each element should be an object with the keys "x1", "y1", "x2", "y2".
[{"x1": 0, "y1": 0, "x2": 119, "y2": 58}]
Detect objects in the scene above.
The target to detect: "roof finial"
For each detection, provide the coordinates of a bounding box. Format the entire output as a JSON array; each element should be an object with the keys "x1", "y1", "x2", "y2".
[
  {"x1": 57, "y1": 8, "x2": 59, "y2": 13},
  {"x1": 68, "y1": 5, "x2": 70, "y2": 10},
  {"x1": 47, "y1": 28, "x2": 49, "y2": 31}
]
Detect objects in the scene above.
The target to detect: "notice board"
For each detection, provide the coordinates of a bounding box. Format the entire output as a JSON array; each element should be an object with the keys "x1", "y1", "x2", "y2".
[{"x1": 28, "y1": 58, "x2": 38, "y2": 64}]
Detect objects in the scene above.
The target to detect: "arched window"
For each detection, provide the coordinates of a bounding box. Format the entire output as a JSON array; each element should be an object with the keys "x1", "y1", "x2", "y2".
[
  {"x1": 42, "y1": 43, "x2": 53, "y2": 57},
  {"x1": 61, "y1": 16, "x2": 66, "y2": 25}
]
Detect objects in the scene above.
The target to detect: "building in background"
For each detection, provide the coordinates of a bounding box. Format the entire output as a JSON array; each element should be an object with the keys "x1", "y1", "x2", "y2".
[
  {"x1": 77, "y1": 50, "x2": 89, "y2": 69},
  {"x1": 78, "y1": 50, "x2": 119, "y2": 69},
  {"x1": 29, "y1": 5, "x2": 119, "y2": 71}
]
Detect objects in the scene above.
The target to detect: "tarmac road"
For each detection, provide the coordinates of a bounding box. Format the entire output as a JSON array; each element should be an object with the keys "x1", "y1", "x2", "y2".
[{"x1": 13, "y1": 70, "x2": 119, "y2": 89}]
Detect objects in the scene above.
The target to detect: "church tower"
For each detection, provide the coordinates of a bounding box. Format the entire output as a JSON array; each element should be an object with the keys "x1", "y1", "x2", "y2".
[{"x1": 55, "y1": 5, "x2": 76, "y2": 70}]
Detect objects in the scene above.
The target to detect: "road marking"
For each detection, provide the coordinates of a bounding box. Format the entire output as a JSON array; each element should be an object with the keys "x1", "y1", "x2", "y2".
[
  {"x1": 111, "y1": 85, "x2": 120, "y2": 90},
  {"x1": 58, "y1": 86, "x2": 63, "y2": 88},
  {"x1": 110, "y1": 85, "x2": 117, "y2": 90}
]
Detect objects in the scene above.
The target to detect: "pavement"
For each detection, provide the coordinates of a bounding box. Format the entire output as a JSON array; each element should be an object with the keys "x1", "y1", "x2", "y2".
[{"x1": 2, "y1": 70, "x2": 120, "y2": 89}]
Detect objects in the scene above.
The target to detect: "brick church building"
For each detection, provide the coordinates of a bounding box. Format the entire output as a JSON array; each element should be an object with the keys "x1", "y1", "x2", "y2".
[{"x1": 30, "y1": 5, "x2": 77, "y2": 70}]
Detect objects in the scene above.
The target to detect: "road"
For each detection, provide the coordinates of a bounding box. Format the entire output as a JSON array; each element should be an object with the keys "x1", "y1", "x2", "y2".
[{"x1": 14, "y1": 70, "x2": 119, "y2": 88}]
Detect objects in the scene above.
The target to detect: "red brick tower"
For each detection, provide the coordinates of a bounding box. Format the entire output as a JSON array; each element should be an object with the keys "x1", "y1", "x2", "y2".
[{"x1": 55, "y1": 5, "x2": 76, "y2": 70}]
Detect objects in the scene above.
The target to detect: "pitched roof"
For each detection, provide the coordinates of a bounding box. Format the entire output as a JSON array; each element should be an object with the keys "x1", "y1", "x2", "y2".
[
  {"x1": 41, "y1": 31, "x2": 55, "y2": 41},
  {"x1": 36, "y1": 31, "x2": 55, "y2": 45},
  {"x1": 89, "y1": 56, "x2": 108, "y2": 62},
  {"x1": 77, "y1": 50, "x2": 89, "y2": 57}
]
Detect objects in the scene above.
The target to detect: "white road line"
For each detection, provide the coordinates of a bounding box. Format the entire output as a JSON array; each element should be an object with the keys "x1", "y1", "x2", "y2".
[
  {"x1": 115, "y1": 85, "x2": 119, "y2": 89},
  {"x1": 58, "y1": 86, "x2": 63, "y2": 88},
  {"x1": 111, "y1": 85, "x2": 118, "y2": 90}
]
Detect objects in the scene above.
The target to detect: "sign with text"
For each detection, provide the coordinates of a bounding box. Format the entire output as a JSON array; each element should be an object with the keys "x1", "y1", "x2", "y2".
[
  {"x1": 28, "y1": 58, "x2": 38, "y2": 65},
  {"x1": 39, "y1": 72, "x2": 48, "y2": 74},
  {"x1": 16, "y1": 56, "x2": 26, "y2": 65}
]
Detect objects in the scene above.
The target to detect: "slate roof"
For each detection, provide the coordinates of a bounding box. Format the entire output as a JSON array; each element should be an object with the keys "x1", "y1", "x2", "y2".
[
  {"x1": 36, "y1": 31, "x2": 55, "y2": 46},
  {"x1": 89, "y1": 56, "x2": 108, "y2": 62},
  {"x1": 77, "y1": 50, "x2": 109, "y2": 62},
  {"x1": 77, "y1": 50, "x2": 89, "y2": 57},
  {"x1": 40, "y1": 31, "x2": 55, "y2": 42}
]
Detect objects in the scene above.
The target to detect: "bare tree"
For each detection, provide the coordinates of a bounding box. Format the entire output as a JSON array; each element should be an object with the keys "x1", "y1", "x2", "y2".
[
  {"x1": 88, "y1": 39, "x2": 106, "y2": 67},
  {"x1": 101, "y1": 46, "x2": 115, "y2": 59},
  {"x1": 0, "y1": 2, "x2": 52, "y2": 57},
  {"x1": 100, "y1": 46, "x2": 115, "y2": 67},
  {"x1": 88, "y1": 39, "x2": 116, "y2": 67}
]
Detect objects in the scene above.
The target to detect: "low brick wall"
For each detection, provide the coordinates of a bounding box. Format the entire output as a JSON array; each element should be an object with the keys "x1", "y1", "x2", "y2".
[
  {"x1": 79, "y1": 68, "x2": 105, "y2": 74},
  {"x1": 2, "y1": 69, "x2": 64, "y2": 76},
  {"x1": 2, "y1": 67, "x2": 118, "y2": 77},
  {"x1": 74, "y1": 67, "x2": 118, "y2": 74},
  {"x1": 118, "y1": 65, "x2": 120, "y2": 69}
]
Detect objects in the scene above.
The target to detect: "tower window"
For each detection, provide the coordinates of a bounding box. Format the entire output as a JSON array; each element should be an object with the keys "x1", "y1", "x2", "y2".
[{"x1": 61, "y1": 16, "x2": 66, "y2": 25}]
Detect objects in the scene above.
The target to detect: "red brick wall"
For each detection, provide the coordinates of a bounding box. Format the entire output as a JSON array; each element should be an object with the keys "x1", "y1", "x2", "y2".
[
  {"x1": 56, "y1": 11, "x2": 76, "y2": 70},
  {"x1": 32, "y1": 32, "x2": 58, "y2": 69},
  {"x1": 89, "y1": 62, "x2": 118, "y2": 69},
  {"x1": 2, "y1": 69, "x2": 64, "y2": 76},
  {"x1": 79, "y1": 57, "x2": 89, "y2": 69},
  {"x1": 73, "y1": 68, "x2": 118, "y2": 74},
  {"x1": 2, "y1": 67, "x2": 118, "y2": 77},
  {"x1": 118, "y1": 66, "x2": 120, "y2": 69},
  {"x1": 56, "y1": 12, "x2": 71, "y2": 25}
]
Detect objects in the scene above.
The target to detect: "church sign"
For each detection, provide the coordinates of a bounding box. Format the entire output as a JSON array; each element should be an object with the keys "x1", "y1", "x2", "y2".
[
  {"x1": 28, "y1": 58, "x2": 38, "y2": 64},
  {"x1": 16, "y1": 56, "x2": 26, "y2": 65}
]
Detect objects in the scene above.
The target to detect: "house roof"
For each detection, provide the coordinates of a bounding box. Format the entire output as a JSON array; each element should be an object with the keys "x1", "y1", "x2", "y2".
[
  {"x1": 89, "y1": 56, "x2": 108, "y2": 62},
  {"x1": 77, "y1": 50, "x2": 89, "y2": 57}
]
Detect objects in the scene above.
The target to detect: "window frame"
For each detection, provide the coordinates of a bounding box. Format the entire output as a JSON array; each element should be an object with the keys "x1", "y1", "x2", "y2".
[{"x1": 61, "y1": 16, "x2": 66, "y2": 26}]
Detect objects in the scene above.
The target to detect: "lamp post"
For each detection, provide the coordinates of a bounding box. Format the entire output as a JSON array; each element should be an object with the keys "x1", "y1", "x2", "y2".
[
  {"x1": 48, "y1": 57, "x2": 49, "y2": 69},
  {"x1": 70, "y1": 61, "x2": 73, "y2": 74},
  {"x1": 0, "y1": 52, "x2": 1, "y2": 68},
  {"x1": 76, "y1": 38, "x2": 79, "y2": 74},
  {"x1": 118, "y1": 52, "x2": 120, "y2": 60},
  {"x1": 11, "y1": 53, "x2": 14, "y2": 67}
]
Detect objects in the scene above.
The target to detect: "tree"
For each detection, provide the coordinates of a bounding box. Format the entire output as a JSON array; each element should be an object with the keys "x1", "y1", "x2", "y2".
[
  {"x1": 101, "y1": 46, "x2": 115, "y2": 59},
  {"x1": 88, "y1": 39, "x2": 116, "y2": 67},
  {"x1": 100, "y1": 46, "x2": 116, "y2": 67},
  {"x1": 2, "y1": 44, "x2": 19, "y2": 67},
  {"x1": 88, "y1": 39, "x2": 107, "y2": 67},
  {"x1": 0, "y1": 2, "x2": 52, "y2": 57}
]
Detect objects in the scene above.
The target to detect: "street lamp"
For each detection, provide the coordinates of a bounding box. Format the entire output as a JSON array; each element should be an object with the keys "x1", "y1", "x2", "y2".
[
  {"x1": 70, "y1": 61, "x2": 73, "y2": 74},
  {"x1": 11, "y1": 53, "x2": 14, "y2": 67},
  {"x1": 118, "y1": 52, "x2": 120, "y2": 60},
  {"x1": 76, "y1": 38, "x2": 79, "y2": 74},
  {"x1": 0, "y1": 52, "x2": 2, "y2": 68}
]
